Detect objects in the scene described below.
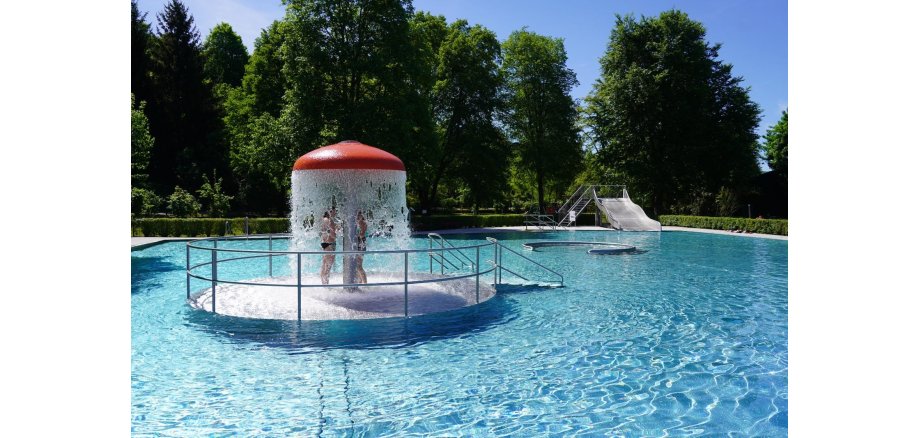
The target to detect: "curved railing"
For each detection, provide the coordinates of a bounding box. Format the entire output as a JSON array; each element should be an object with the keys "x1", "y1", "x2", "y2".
[{"x1": 186, "y1": 234, "x2": 499, "y2": 320}]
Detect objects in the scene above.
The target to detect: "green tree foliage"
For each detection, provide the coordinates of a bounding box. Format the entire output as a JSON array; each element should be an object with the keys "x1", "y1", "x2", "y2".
[
  {"x1": 131, "y1": 94, "x2": 155, "y2": 188},
  {"x1": 222, "y1": 20, "x2": 296, "y2": 215},
  {"x1": 715, "y1": 186, "x2": 739, "y2": 217},
  {"x1": 413, "y1": 19, "x2": 506, "y2": 210},
  {"x1": 242, "y1": 21, "x2": 287, "y2": 117},
  {"x1": 132, "y1": 187, "x2": 163, "y2": 216},
  {"x1": 167, "y1": 186, "x2": 201, "y2": 217},
  {"x1": 585, "y1": 10, "x2": 761, "y2": 215},
  {"x1": 763, "y1": 109, "x2": 788, "y2": 180},
  {"x1": 148, "y1": 0, "x2": 227, "y2": 192},
  {"x1": 501, "y1": 29, "x2": 582, "y2": 212},
  {"x1": 281, "y1": 0, "x2": 434, "y2": 162},
  {"x1": 132, "y1": 1, "x2": 154, "y2": 105},
  {"x1": 197, "y1": 170, "x2": 234, "y2": 217},
  {"x1": 203, "y1": 22, "x2": 249, "y2": 87},
  {"x1": 225, "y1": 109, "x2": 295, "y2": 214}
]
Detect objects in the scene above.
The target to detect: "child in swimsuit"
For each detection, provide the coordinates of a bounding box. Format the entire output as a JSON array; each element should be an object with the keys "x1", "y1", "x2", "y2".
[{"x1": 320, "y1": 208, "x2": 337, "y2": 284}]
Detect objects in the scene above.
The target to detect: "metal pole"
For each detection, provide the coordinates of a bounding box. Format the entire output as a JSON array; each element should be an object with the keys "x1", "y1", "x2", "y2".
[
  {"x1": 429, "y1": 238, "x2": 433, "y2": 273},
  {"x1": 186, "y1": 243, "x2": 190, "y2": 299},
  {"x1": 404, "y1": 252, "x2": 409, "y2": 317},
  {"x1": 493, "y1": 241, "x2": 498, "y2": 286},
  {"x1": 748, "y1": 204, "x2": 752, "y2": 218},
  {"x1": 440, "y1": 240, "x2": 444, "y2": 275},
  {"x1": 268, "y1": 234, "x2": 273, "y2": 277},
  {"x1": 498, "y1": 245, "x2": 502, "y2": 284},
  {"x1": 211, "y1": 246, "x2": 217, "y2": 313},
  {"x1": 475, "y1": 246, "x2": 480, "y2": 303},
  {"x1": 297, "y1": 253, "x2": 302, "y2": 321},
  {"x1": 245, "y1": 216, "x2": 250, "y2": 236}
]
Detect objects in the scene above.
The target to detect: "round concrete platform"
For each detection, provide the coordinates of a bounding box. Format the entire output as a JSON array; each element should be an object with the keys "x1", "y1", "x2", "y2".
[
  {"x1": 189, "y1": 272, "x2": 496, "y2": 320},
  {"x1": 521, "y1": 241, "x2": 637, "y2": 255}
]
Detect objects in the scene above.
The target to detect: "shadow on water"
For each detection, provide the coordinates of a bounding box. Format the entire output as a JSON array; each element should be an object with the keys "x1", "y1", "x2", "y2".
[
  {"x1": 131, "y1": 256, "x2": 184, "y2": 292},
  {"x1": 184, "y1": 294, "x2": 520, "y2": 353}
]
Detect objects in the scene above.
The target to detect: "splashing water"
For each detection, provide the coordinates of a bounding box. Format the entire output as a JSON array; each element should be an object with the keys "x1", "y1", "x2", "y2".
[{"x1": 288, "y1": 169, "x2": 411, "y2": 282}]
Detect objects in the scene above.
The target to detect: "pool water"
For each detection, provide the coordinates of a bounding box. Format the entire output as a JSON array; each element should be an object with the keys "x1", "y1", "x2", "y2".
[{"x1": 132, "y1": 230, "x2": 787, "y2": 436}]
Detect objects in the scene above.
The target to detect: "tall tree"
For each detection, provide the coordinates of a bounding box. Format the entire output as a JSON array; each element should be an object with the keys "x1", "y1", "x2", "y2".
[
  {"x1": 131, "y1": 1, "x2": 154, "y2": 105},
  {"x1": 501, "y1": 29, "x2": 582, "y2": 213},
  {"x1": 585, "y1": 10, "x2": 761, "y2": 215},
  {"x1": 281, "y1": 0, "x2": 433, "y2": 161},
  {"x1": 203, "y1": 22, "x2": 249, "y2": 87},
  {"x1": 147, "y1": 0, "x2": 226, "y2": 193},
  {"x1": 763, "y1": 109, "x2": 788, "y2": 181},
  {"x1": 414, "y1": 19, "x2": 506, "y2": 210},
  {"x1": 242, "y1": 20, "x2": 288, "y2": 117}
]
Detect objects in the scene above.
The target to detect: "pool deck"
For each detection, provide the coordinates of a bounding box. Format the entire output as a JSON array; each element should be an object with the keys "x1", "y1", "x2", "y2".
[{"x1": 131, "y1": 225, "x2": 785, "y2": 250}]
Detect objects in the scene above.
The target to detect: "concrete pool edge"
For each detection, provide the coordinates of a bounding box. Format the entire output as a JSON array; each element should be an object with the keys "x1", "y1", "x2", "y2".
[{"x1": 131, "y1": 225, "x2": 786, "y2": 250}]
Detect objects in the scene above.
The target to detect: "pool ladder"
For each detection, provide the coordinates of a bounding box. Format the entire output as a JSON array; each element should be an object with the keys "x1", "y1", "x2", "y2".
[{"x1": 427, "y1": 233, "x2": 563, "y2": 287}]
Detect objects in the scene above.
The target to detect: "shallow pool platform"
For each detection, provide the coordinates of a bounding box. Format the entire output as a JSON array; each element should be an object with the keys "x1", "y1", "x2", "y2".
[{"x1": 522, "y1": 240, "x2": 637, "y2": 254}]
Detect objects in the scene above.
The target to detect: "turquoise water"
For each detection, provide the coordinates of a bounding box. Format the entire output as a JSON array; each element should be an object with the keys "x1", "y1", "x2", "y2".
[{"x1": 132, "y1": 231, "x2": 787, "y2": 436}]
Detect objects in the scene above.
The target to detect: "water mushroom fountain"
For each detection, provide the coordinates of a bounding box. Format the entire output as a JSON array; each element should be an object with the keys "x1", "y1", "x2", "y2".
[{"x1": 185, "y1": 140, "x2": 504, "y2": 320}]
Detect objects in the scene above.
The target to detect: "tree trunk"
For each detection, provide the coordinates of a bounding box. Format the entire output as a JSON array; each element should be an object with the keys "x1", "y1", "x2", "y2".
[{"x1": 537, "y1": 172, "x2": 546, "y2": 214}]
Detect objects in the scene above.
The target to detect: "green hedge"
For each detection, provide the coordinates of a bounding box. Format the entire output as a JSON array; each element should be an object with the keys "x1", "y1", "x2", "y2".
[
  {"x1": 410, "y1": 213, "x2": 596, "y2": 230},
  {"x1": 132, "y1": 218, "x2": 290, "y2": 237},
  {"x1": 659, "y1": 215, "x2": 787, "y2": 236},
  {"x1": 132, "y1": 213, "x2": 605, "y2": 236},
  {"x1": 410, "y1": 214, "x2": 522, "y2": 230}
]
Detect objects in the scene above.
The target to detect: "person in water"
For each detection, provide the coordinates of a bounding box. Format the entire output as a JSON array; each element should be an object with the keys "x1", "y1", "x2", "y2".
[
  {"x1": 354, "y1": 210, "x2": 368, "y2": 284},
  {"x1": 320, "y1": 207, "x2": 337, "y2": 285}
]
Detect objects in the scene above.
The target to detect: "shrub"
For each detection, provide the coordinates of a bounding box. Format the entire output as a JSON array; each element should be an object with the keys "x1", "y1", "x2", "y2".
[
  {"x1": 197, "y1": 170, "x2": 233, "y2": 217},
  {"x1": 167, "y1": 186, "x2": 201, "y2": 218},
  {"x1": 131, "y1": 187, "x2": 162, "y2": 216},
  {"x1": 659, "y1": 215, "x2": 787, "y2": 235}
]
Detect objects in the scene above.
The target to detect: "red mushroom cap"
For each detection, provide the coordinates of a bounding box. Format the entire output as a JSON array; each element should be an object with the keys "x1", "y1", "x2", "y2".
[{"x1": 293, "y1": 140, "x2": 405, "y2": 171}]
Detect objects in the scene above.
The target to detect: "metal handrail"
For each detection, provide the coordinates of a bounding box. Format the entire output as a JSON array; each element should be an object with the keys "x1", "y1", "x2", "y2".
[
  {"x1": 523, "y1": 213, "x2": 556, "y2": 230},
  {"x1": 187, "y1": 234, "x2": 490, "y2": 255},
  {"x1": 557, "y1": 187, "x2": 593, "y2": 227},
  {"x1": 485, "y1": 237, "x2": 564, "y2": 286},
  {"x1": 186, "y1": 234, "x2": 496, "y2": 320},
  {"x1": 427, "y1": 233, "x2": 476, "y2": 272},
  {"x1": 557, "y1": 184, "x2": 587, "y2": 217}
]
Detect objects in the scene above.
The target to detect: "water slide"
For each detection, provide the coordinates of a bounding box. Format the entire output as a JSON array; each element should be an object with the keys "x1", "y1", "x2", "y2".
[{"x1": 594, "y1": 193, "x2": 661, "y2": 231}]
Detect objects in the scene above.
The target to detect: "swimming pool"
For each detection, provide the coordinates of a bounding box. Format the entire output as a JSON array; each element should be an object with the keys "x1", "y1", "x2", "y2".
[{"x1": 132, "y1": 230, "x2": 787, "y2": 436}]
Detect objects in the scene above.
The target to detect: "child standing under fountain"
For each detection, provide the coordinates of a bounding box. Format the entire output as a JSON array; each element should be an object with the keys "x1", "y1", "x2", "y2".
[
  {"x1": 320, "y1": 207, "x2": 337, "y2": 285},
  {"x1": 355, "y1": 210, "x2": 368, "y2": 284}
]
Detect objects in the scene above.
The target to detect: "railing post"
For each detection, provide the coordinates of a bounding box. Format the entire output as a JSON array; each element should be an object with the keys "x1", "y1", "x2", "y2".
[
  {"x1": 498, "y1": 245, "x2": 502, "y2": 284},
  {"x1": 404, "y1": 251, "x2": 409, "y2": 317},
  {"x1": 211, "y1": 242, "x2": 217, "y2": 313},
  {"x1": 440, "y1": 240, "x2": 444, "y2": 275},
  {"x1": 429, "y1": 237, "x2": 433, "y2": 273},
  {"x1": 493, "y1": 241, "x2": 498, "y2": 286},
  {"x1": 297, "y1": 253, "x2": 302, "y2": 321},
  {"x1": 268, "y1": 234, "x2": 273, "y2": 277},
  {"x1": 186, "y1": 243, "x2": 190, "y2": 300},
  {"x1": 245, "y1": 216, "x2": 250, "y2": 236},
  {"x1": 475, "y1": 246, "x2": 480, "y2": 303}
]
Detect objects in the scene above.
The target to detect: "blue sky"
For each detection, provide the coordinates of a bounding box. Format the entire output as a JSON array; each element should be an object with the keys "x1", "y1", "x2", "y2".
[{"x1": 136, "y1": 0, "x2": 787, "y2": 148}]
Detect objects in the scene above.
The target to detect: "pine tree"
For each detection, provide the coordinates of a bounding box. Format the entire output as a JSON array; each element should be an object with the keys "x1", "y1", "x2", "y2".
[
  {"x1": 131, "y1": 1, "x2": 154, "y2": 105},
  {"x1": 147, "y1": 0, "x2": 227, "y2": 193}
]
